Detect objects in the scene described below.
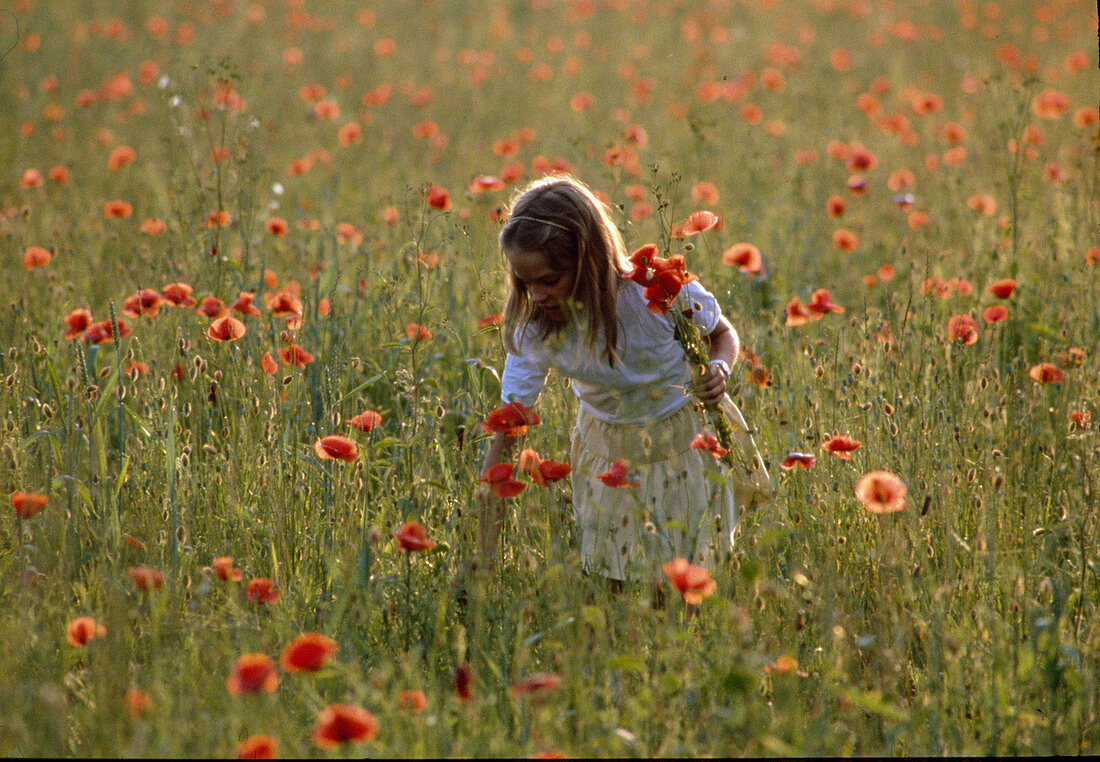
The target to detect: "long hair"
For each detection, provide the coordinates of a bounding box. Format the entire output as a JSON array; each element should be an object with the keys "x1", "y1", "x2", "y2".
[{"x1": 499, "y1": 176, "x2": 628, "y2": 364}]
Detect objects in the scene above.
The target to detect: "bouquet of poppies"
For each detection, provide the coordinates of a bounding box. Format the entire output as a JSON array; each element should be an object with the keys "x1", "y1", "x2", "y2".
[{"x1": 624, "y1": 243, "x2": 773, "y2": 509}]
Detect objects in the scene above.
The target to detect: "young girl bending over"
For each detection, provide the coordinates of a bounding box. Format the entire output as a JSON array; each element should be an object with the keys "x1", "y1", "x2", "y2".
[{"x1": 480, "y1": 175, "x2": 739, "y2": 587}]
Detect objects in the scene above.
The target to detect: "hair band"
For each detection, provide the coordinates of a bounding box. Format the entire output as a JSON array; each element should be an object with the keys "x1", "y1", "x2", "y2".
[{"x1": 505, "y1": 214, "x2": 572, "y2": 232}]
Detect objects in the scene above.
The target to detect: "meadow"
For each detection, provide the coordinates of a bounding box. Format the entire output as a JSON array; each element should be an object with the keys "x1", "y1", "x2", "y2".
[{"x1": 0, "y1": 0, "x2": 1097, "y2": 757}]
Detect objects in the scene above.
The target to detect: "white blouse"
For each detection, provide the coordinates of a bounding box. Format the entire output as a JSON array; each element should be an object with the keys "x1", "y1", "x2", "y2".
[{"x1": 501, "y1": 280, "x2": 730, "y2": 424}]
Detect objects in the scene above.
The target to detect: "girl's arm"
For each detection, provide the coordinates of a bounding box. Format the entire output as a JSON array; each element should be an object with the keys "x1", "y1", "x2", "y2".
[
  {"x1": 691, "y1": 315, "x2": 739, "y2": 405},
  {"x1": 476, "y1": 429, "x2": 516, "y2": 572}
]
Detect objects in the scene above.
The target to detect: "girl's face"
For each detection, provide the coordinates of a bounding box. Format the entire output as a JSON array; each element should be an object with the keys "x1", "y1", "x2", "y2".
[{"x1": 506, "y1": 249, "x2": 575, "y2": 321}]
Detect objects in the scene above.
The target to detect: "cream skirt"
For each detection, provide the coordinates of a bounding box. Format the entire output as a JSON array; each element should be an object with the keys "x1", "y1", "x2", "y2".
[{"x1": 569, "y1": 402, "x2": 736, "y2": 582}]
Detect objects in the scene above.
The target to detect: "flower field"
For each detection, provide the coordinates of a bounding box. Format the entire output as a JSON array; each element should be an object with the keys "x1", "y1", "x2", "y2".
[{"x1": 1, "y1": 0, "x2": 1097, "y2": 756}]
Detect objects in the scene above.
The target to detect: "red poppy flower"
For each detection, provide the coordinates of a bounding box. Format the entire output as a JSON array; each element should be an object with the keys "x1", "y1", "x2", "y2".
[
  {"x1": 128, "y1": 565, "x2": 164, "y2": 591},
  {"x1": 161, "y1": 282, "x2": 197, "y2": 307},
  {"x1": 469, "y1": 175, "x2": 505, "y2": 193},
  {"x1": 832, "y1": 229, "x2": 859, "y2": 251},
  {"x1": 986, "y1": 278, "x2": 1016, "y2": 299},
  {"x1": 855, "y1": 470, "x2": 907, "y2": 514},
  {"x1": 454, "y1": 663, "x2": 473, "y2": 702},
  {"x1": 806, "y1": 289, "x2": 844, "y2": 315},
  {"x1": 226, "y1": 653, "x2": 279, "y2": 695},
  {"x1": 947, "y1": 314, "x2": 979, "y2": 345},
  {"x1": 477, "y1": 313, "x2": 503, "y2": 327},
  {"x1": 982, "y1": 305, "x2": 1009, "y2": 323},
  {"x1": 196, "y1": 296, "x2": 228, "y2": 319},
  {"x1": 785, "y1": 297, "x2": 815, "y2": 327},
  {"x1": 671, "y1": 210, "x2": 720, "y2": 237},
  {"x1": 259, "y1": 352, "x2": 278, "y2": 375},
  {"x1": 122, "y1": 289, "x2": 165, "y2": 318},
  {"x1": 82, "y1": 318, "x2": 132, "y2": 344},
  {"x1": 350, "y1": 410, "x2": 383, "y2": 432},
  {"x1": 480, "y1": 462, "x2": 526, "y2": 498},
  {"x1": 596, "y1": 460, "x2": 639, "y2": 488},
  {"x1": 826, "y1": 195, "x2": 846, "y2": 218},
  {"x1": 12, "y1": 491, "x2": 48, "y2": 519},
  {"x1": 392, "y1": 521, "x2": 437, "y2": 551},
  {"x1": 398, "y1": 690, "x2": 428, "y2": 712},
  {"x1": 104, "y1": 199, "x2": 133, "y2": 219},
  {"x1": 662, "y1": 557, "x2": 717, "y2": 605},
  {"x1": 763, "y1": 655, "x2": 804, "y2": 675},
  {"x1": 278, "y1": 343, "x2": 314, "y2": 369},
  {"x1": 63, "y1": 309, "x2": 93, "y2": 340},
  {"x1": 66, "y1": 616, "x2": 107, "y2": 646},
  {"x1": 315, "y1": 435, "x2": 358, "y2": 462},
  {"x1": 425, "y1": 184, "x2": 452, "y2": 211},
  {"x1": 246, "y1": 577, "x2": 281, "y2": 603},
  {"x1": 510, "y1": 672, "x2": 561, "y2": 698},
  {"x1": 212, "y1": 556, "x2": 243, "y2": 582},
  {"x1": 690, "y1": 431, "x2": 728, "y2": 459},
  {"x1": 312, "y1": 704, "x2": 378, "y2": 748},
  {"x1": 125, "y1": 688, "x2": 152, "y2": 718},
  {"x1": 236, "y1": 735, "x2": 278, "y2": 760},
  {"x1": 23, "y1": 245, "x2": 51, "y2": 270},
  {"x1": 405, "y1": 323, "x2": 432, "y2": 340},
  {"x1": 1031, "y1": 88, "x2": 1071, "y2": 120},
  {"x1": 821, "y1": 435, "x2": 861, "y2": 460},
  {"x1": 780, "y1": 452, "x2": 816, "y2": 470},
  {"x1": 1028, "y1": 362, "x2": 1064, "y2": 384},
  {"x1": 482, "y1": 401, "x2": 540, "y2": 437},
  {"x1": 208, "y1": 316, "x2": 246, "y2": 342},
  {"x1": 281, "y1": 632, "x2": 337, "y2": 673},
  {"x1": 722, "y1": 243, "x2": 763, "y2": 275},
  {"x1": 230, "y1": 292, "x2": 262, "y2": 318},
  {"x1": 967, "y1": 194, "x2": 997, "y2": 216}
]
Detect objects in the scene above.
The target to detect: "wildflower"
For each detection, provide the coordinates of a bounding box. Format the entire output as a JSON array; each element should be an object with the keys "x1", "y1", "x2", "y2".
[
  {"x1": 826, "y1": 196, "x2": 846, "y2": 218},
  {"x1": 103, "y1": 200, "x2": 133, "y2": 219},
  {"x1": 107, "y1": 145, "x2": 136, "y2": 170},
  {"x1": 264, "y1": 289, "x2": 303, "y2": 317},
  {"x1": 967, "y1": 194, "x2": 997, "y2": 216},
  {"x1": 236, "y1": 735, "x2": 278, "y2": 759},
  {"x1": 196, "y1": 296, "x2": 228, "y2": 319},
  {"x1": 125, "y1": 688, "x2": 152, "y2": 718},
  {"x1": 763, "y1": 655, "x2": 806, "y2": 676},
  {"x1": 23, "y1": 246, "x2": 51, "y2": 270},
  {"x1": 453, "y1": 663, "x2": 473, "y2": 702},
  {"x1": 480, "y1": 462, "x2": 526, "y2": 498},
  {"x1": 207, "y1": 316, "x2": 246, "y2": 342},
  {"x1": 671, "y1": 210, "x2": 720, "y2": 237},
  {"x1": 161, "y1": 282, "x2": 197, "y2": 307},
  {"x1": 821, "y1": 435, "x2": 861, "y2": 460},
  {"x1": 128, "y1": 566, "x2": 164, "y2": 591},
  {"x1": 1028, "y1": 363, "x2": 1064, "y2": 384},
  {"x1": 230, "y1": 292, "x2": 262, "y2": 318},
  {"x1": 279, "y1": 344, "x2": 314, "y2": 369},
  {"x1": 281, "y1": 632, "x2": 337, "y2": 673},
  {"x1": 982, "y1": 305, "x2": 1008, "y2": 323},
  {"x1": 482, "y1": 401, "x2": 540, "y2": 436},
  {"x1": 405, "y1": 323, "x2": 432, "y2": 340},
  {"x1": 596, "y1": 460, "x2": 639, "y2": 488},
  {"x1": 780, "y1": 452, "x2": 816, "y2": 470},
  {"x1": 246, "y1": 578, "x2": 281, "y2": 604},
  {"x1": 832, "y1": 229, "x2": 859, "y2": 251},
  {"x1": 140, "y1": 218, "x2": 166, "y2": 235},
  {"x1": 212, "y1": 556, "x2": 243, "y2": 582},
  {"x1": 66, "y1": 616, "x2": 107, "y2": 646},
  {"x1": 1031, "y1": 88, "x2": 1071, "y2": 119},
  {"x1": 520, "y1": 449, "x2": 571, "y2": 487},
  {"x1": 806, "y1": 289, "x2": 844, "y2": 315},
  {"x1": 315, "y1": 435, "x2": 358, "y2": 462},
  {"x1": 623, "y1": 245, "x2": 696, "y2": 314},
  {"x1": 784, "y1": 297, "x2": 814, "y2": 327},
  {"x1": 350, "y1": 410, "x2": 383, "y2": 432},
  {"x1": 947, "y1": 314, "x2": 979, "y2": 345},
  {"x1": 662, "y1": 557, "x2": 717, "y2": 605},
  {"x1": 469, "y1": 175, "x2": 505, "y2": 193},
  {"x1": 265, "y1": 217, "x2": 289, "y2": 236},
  {"x1": 82, "y1": 318, "x2": 132, "y2": 344},
  {"x1": 1069, "y1": 411, "x2": 1092, "y2": 430},
  {"x1": 477, "y1": 313, "x2": 503, "y2": 327},
  {"x1": 12, "y1": 491, "x2": 48, "y2": 519},
  {"x1": 510, "y1": 672, "x2": 561, "y2": 698},
  {"x1": 397, "y1": 690, "x2": 427, "y2": 712},
  {"x1": 392, "y1": 521, "x2": 437, "y2": 551},
  {"x1": 691, "y1": 181, "x2": 719, "y2": 204},
  {"x1": 855, "y1": 470, "x2": 907, "y2": 514},
  {"x1": 690, "y1": 431, "x2": 728, "y2": 459},
  {"x1": 226, "y1": 654, "x2": 279, "y2": 695},
  {"x1": 312, "y1": 704, "x2": 378, "y2": 748},
  {"x1": 260, "y1": 352, "x2": 278, "y2": 375},
  {"x1": 722, "y1": 243, "x2": 763, "y2": 275},
  {"x1": 425, "y1": 184, "x2": 452, "y2": 211}
]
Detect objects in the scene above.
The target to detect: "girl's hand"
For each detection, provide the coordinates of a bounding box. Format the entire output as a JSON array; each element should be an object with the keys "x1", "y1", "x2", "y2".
[{"x1": 691, "y1": 360, "x2": 729, "y2": 406}]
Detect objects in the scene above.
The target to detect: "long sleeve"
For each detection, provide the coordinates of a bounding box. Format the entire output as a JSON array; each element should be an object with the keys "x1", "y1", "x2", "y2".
[{"x1": 501, "y1": 350, "x2": 549, "y2": 407}]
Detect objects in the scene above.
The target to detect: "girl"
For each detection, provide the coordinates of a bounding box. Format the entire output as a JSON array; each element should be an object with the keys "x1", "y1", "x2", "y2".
[{"x1": 480, "y1": 175, "x2": 739, "y2": 586}]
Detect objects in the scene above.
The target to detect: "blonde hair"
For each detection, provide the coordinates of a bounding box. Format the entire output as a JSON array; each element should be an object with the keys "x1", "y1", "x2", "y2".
[{"x1": 499, "y1": 176, "x2": 628, "y2": 364}]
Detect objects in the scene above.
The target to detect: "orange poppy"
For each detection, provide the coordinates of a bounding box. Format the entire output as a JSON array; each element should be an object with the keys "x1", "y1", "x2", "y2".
[
  {"x1": 1031, "y1": 88, "x2": 1071, "y2": 120},
  {"x1": 425, "y1": 184, "x2": 452, "y2": 211},
  {"x1": 104, "y1": 199, "x2": 133, "y2": 219},
  {"x1": 477, "y1": 313, "x2": 503, "y2": 327},
  {"x1": 246, "y1": 577, "x2": 281, "y2": 604},
  {"x1": 397, "y1": 690, "x2": 428, "y2": 712},
  {"x1": 671, "y1": 210, "x2": 720, "y2": 237},
  {"x1": 479, "y1": 462, "x2": 526, "y2": 498},
  {"x1": 967, "y1": 194, "x2": 997, "y2": 216},
  {"x1": 82, "y1": 318, "x2": 131, "y2": 344},
  {"x1": 662, "y1": 557, "x2": 717, "y2": 605},
  {"x1": 264, "y1": 289, "x2": 303, "y2": 317},
  {"x1": 107, "y1": 145, "x2": 136, "y2": 170},
  {"x1": 832, "y1": 229, "x2": 859, "y2": 251},
  {"x1": 121, "y1": 289, "x2": 165, "y2": 318},
  {"x1": 510, "y1": 672, "x2": 561, "y2": 698},
  {"x1": 230, "y1": 292, "x2": 262, "y2": 318},
  {"x1": 825, "y1": 195, "x2": 846, "y2": 218},
  {"x1": 315, "y1": 435, "x2": 358, "y2": 462},
  {"x1": 279, "y1": 343, "x2": 314, "y2": 368},
  {"x1": 312, "y1": 704, "x2": 378, "y2": 748},
  {"x1": 780, "y1": 452, "x2": 815, "y2": 470},
  {"x1": 260, "y1": 352, "x2": 278, "y2": 375},
  {"x1": 855, "y1": 470, "x2": 907, "y2": 514},
  {"x1": 236, "y1": 735, "x2": 278, "y2": 760},
  {"x1": 596, "y1": 460, "x2": 639, "y2": 488},
  {"x1": 806, "y1": 289, "x2": 844, "y2": 315},
  {"x1": 350, "y1": 410, "x2": 383, "y2": 432},
  {"x1": 982, "y1": 305, "x2": 1009, "y2": 323},
  {"x1": 63, "y1": 309, "x2": 93, "y2": 339},
  {"x1": 212, "y1": 556, "x2": 243, "y2": 582},
  {"x1": 392, "y1": 521, "x2": 437, "y2": 551},
  {"x1": 226, "y1": 653, "x2": 279, "y2": 695},
  {"x1": 196, "y1": 296, "x2": 228, "y2": 320},
  {"x1": 690, "y1": 181, "x2": 719, "y2": 204},
  {"x1": 763, "y1": 655, "x2": 805, "y2": 675},
  {"x1": 128, "y1": 566, "x2": 164, "y2": 591},
  {"x1": 469, "y1": 175, "x2": 505, "y2": 193},
  {"x1": 140, "y1": 218, "x2": 166, "y2": 235},
  {"x1": 722, "y1": 243, "x2": 763, "y2": 275},
  {"x1": 1028, "y1": 362, "x2": 1064, "y2": 384},
  {"x1": 986, "y1": 278, "x2": 1016, "y2": 299},
  {"x1": 21, "y1": 168, "x2": 43, "y2": 188},
  {"x1": 405, "y1": 323, "x2": 432, "y2": 340},
  {"x1": 208, "y1": 316, "x2": 246, "y2": 342},
  {"x1": 281, "y1": 632, "x2": 337, "y2": 673},
  {"x1": 265, "y1": 217, "x2": 289, "y2": 236},
  {"x1": 23, "y1": 245, "x2": 51, "y2": 270},
  {"x1": 846, "y1": 143, "x2": 877, "y2": 172},
  {"x1": 161, "y1": 282, "x2": 198, "y2": 307},
  {"x1": 66, "y1": 616, "x2": 107, "y2": 646},
  {"x1": 125, "y1": 688, "x2": 152, "y2": 718},
  {"x1": 821, "y1": 435, "x2": 861, "y2": 460},
  {"x1": 690, "y1": 431, "x2": 728, "y2": 459},
  {"x1": 947, "y1": 314, "x2": 979, "y2": 345},
  {"x1": 482, "y1": 401, "x2": 540, "y2": 437},
  {"x1": 785, "y1": 297, "x2": 815, "y2": 327}
]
